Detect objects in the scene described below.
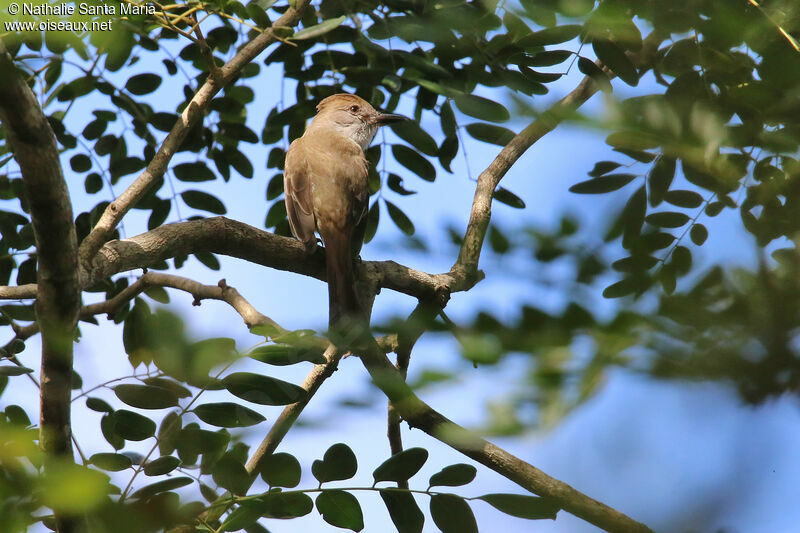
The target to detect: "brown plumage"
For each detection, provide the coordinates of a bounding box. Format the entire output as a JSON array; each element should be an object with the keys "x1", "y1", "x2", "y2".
[{"x1": 284, "y1": 94, "x2": 408, "y2": 330}]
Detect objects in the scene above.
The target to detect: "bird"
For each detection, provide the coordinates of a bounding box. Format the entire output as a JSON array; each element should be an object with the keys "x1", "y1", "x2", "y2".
[{"x1": 283, "y1": 93, "x2": 408, "y2": 334}]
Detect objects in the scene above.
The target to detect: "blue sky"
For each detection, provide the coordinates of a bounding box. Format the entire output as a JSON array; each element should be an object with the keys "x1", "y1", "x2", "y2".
[{"x1": 3, "y1": 18, "x2": 799, "y2": 533}]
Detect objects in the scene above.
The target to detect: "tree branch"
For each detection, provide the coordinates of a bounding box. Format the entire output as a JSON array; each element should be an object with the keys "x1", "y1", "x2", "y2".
[
  {"x1": 77, "y1": 0, "x2": 312, "y2": 267},
  {"x1": 358, "y1": 341, "x2": 653, "y2": 533},
  {"x1": 0, "y1": 41, "x2": 80, "y2": 533},
  {"x1": 78, "y1": 217, "x2": 457, "y2": 304}
]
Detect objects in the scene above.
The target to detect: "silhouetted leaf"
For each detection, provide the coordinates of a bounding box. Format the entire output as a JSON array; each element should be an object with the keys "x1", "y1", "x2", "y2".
[
  {"x1": 593, "y1": 39, "x2": 638, "y2": 86},
  {"x1": 113, "y1": 384, "x2": 179, "y2": 409},
  {"x1": 373, "y1": 448, "x2": 428, "y2": 484},
  {"x1": 645, "y1": 212, "x2": 690, "y2": 228},
  {"x1": 387, "y1": 174, "x2": 416, "y2": 196},
  {"x1": 248, "y1": 344, "x2": 326, "y2": 366},
  {"x1": 112, "y1": 409, "x2": 156, "y2": 441},
  {"x1": 392, "y1": 145, "x2": 436, "y2": 182},
  {"x1": 89, "y1": 453, "x2": 132, "y2": 472},
  {"x1": 649, "y1": 156, "x2": 676, "y2": 206},
  {"x1": 222, "y1": 372, "x2": 306, "y2": 405},
  {"x1": 517, "y1": 24, "x2": 582, "y2": 47},
  {"x1": 192, "y1": 402, "x2": 266, "y2": 427},
  {"x1": 386, "y1": 200, "x2": 415, "y2": 235},
  {"x1": 690, "y1": 223, "x2": 708, "y2": 245},
  {"x1": 380, "y1": 490, "x2": 424, "y2": 533},
  {"x1": 0, "y1": 366, "x2": 33, "y2": 376},
  {"x1": 664, "y1": 190, "x2": 703, "y2": 208},
  {"x1": 493, "y1": 187, "x2": 526, "y2": 208},
  {"x1": 292, "y1": 16, "x2": 347, "y2": 40},
  {"x1": 313, "y1": 443, "x2": 358, "y2": 484},
  {"x1": 316, "y1": 490, "x2": 364, "y2": 531},
  {"x1": 252, "y1": 492, "x2": 313, "y2": 518},
  {"x1": 390, "y1": 121, "x2": 438, "y2": 156},
  {"x1": 259, "y1": 452, "x2": 301, "y2": 488},
  {"x1": 465, "y1": 123, "x2": 515, "y2": 146},
  {"x1": 130, "y1": 477, "x2": 193, "y2": 500},
  {"x1": 569, "y1": 174, "x2": 636, "y2": 194},
  {"x1": 125, "y1": 73, "x2": 161, "y2": 95},
  {"x1": 477, "y1": 493, "x2": 559, "y2": 519},
  {"x1": 588, "y1": 161, "x2": 622, "y2": 177},
  {"x1": 212, "y1": 457, "x2": 250, "y2": 495},
  {"x1": 454, "y1": 94, "x2": 509, "y2": 122},
  {"x1": 430, "y1": 494, "x2": 477, "y2": 533},
  {"x1": 429, "y1": 463, "x2": 477, "y2": 488},
  {"x1": 181, "y1": 190, "x2": 226, "y2": 214},
  {"x1": 173, "y1": 162, "x2": 216, "y2": 182},
  {"x1": 143, "y1": 455, "x2": 181, "y2": 476}
]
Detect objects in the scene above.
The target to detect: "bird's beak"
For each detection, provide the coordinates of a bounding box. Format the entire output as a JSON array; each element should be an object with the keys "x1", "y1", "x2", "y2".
[{"x1": 375, "y1": 113, "x2": 411, "y2": 125}]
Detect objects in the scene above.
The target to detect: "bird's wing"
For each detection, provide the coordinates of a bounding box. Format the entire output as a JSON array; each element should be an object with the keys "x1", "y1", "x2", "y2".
[{"x1": 284, "y1": 138, "x2": 318, "y2": 252}]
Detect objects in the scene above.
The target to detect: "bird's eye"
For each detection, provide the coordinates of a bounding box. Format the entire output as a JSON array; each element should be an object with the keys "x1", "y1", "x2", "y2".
[{"x1": 349, "y1": 105, "x2": 360, "y2": 113}]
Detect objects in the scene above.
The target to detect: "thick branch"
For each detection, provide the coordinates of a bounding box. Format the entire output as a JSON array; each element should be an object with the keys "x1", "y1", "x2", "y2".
[
  {"x1": 79, "y1": 217, "x2": 457, "y2": 303},
  {"x1": 77, "y1": 0, "x2": 312, "y2": 267},
  {"x1": 0, "y1": 42, "x2": 80, "y2": 533}
]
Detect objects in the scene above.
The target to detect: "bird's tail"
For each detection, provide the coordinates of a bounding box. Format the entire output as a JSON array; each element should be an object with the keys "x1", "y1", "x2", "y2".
[{"x1": 322, "y1": 229, "x2": 364, "y2": 341}]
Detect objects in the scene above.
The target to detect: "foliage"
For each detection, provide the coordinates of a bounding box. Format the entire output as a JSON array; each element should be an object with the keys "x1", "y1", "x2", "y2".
[{"x1": 0, "y1": 0, "x2": 799, "y2": 531}]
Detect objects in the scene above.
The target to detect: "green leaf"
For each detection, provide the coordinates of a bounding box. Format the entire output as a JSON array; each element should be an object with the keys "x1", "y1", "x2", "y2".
[
  {"x1": 173, "y1": 162, "x2": 216, "y2": 182},
  {"x1": 387, "y1": 174, "x2": 416, "y2": 196},
  {"x1": 429, "y1": 463, "x2": 477, "y2": 488},
  {"x1": 113, "y1": 384, "x2": 180, "y2": 409},
  {"x1": 85, "y1": 173, "x2": 103, "y2": 194},
  {"x1": 292, "y1": 16, "x2": 347, "y2": 40},
  {"x1": 101, "y1": 414, "x2": 124, "y2": 450},
  {"x1": 248, "y1": 344, "x2": 326, "y2": 365},
  {"x1": 86, "y1": 397, "x2": 113, "y2": 413},
  {"x1": 465, "y1": 123, "x2": 515, "y2": 146},
  {"x1": 89, "y1": 452, "x2": 132, "y2": 472},
  {"x1": 312, "y1": 443, "x2": 358, "y2": 484},
  {"x1": 252, "y1": 491, "x2": 314, "y2": 518},
  {"x1": 316, "y1": 490, "x2": 364, "y2": 531},
  {"x1": 454, "y1": 94, "x2": 509, "y2": 122},
  {"x1": 603, "y1": 278, "x2": 638, "y2": 298},
  {"x1": 181, "y1": 190, "x2": 227, "y2": 214},
  {"x1": 0, "y1": 366, "x2": 33, "y2": 376},
  {"x1": 219, "y1": 502, "x2": 261, "y2": 532},
  {"x1": 130, "y1": 477, "x2": 193, "y2": 500},
  {"x1": 392, "y1": 145, "x2": 436, "y2": 182},
  {"x1": 380, "y1": 490, "x2": 424, "y2": 533},
  {"x1": 222, "y1": 372, "x2": 306, "y2": 405},
  {"x1": 493, "y1": 187, "x2": 526, "y2": 208},
  {"x1": 517, "y1": 24, "x2": 582, "y2": 48},
  {"x1": 578, "y1": 57, "x2": 612, "y2": 92},
  {"x1": 192, "y1": 402, "x2": 266, "y2": 427},
  {"x1": 70, "y1": 154, "x2": 92, "y2": 172},
  {"x1": 588, "y1": 161, "x2": 622, "y2": 177},
  {"x1": 593, "y1": 39, "x2": 638, "y2": 86},
  {"x1": 143, "y1": 455, "x2": 181, "y2": 476},
  {"x1": 212, "y1": 457, "x2": 250, "y2": 495},
  {"x1": 390, "y1": 121, "x2": 438, "y2": 156},
  {"x1": 649, "y1": 156, "x2": 676, "y2": 207},
  {"x1": 111, "y1": 409, "x2": 156, "y2": 441},
  {"x1": 385, "y1": 200, "x2": 415, "y2": 235},
  {"x1": 477, "y1": 493, "x2": 559, "y2": 519},
  {"x1": 645, "y1": 212, "x2": 690, "y2": 228},
  {"x1": 430, "y1": 494, "x2": 477, "y2": 533},
  {"x1": 622, "y1": 186, "x2": 647, "y2": 249},
  {"x1": 664, "y1": 190, "x2": 703, "y2": 208},
  {"x1": 373, "y1": 447, "x2": 428, "y2": 484},
  {"x1": 690, "y1": 223, "x2": 708, "y2": 245},
  {"x1": 125, "y1": 73, "x2": 162, "y2": 95},
  {"x1": 40, "y1": 463, "x2": 110, "y2": 513},
  {"x1": 569, "y1": 174, "x2": 636, "y2": 194},
  {"x1": 259, "y1": 452, "x2": 301, "y2": 488}
]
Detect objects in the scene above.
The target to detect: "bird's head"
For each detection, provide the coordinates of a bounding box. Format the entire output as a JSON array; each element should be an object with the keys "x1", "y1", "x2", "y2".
[{"x1": 311, "y1": 93, "x2": 409, "y2": 150}]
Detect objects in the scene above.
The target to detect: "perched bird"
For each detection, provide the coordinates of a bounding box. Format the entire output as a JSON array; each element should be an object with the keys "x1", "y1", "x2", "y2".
[{"x1": 284, "y1": 93, "x2": 408, "y2": 331}]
